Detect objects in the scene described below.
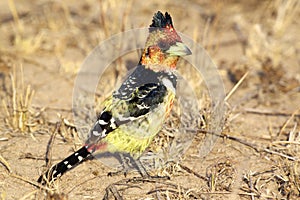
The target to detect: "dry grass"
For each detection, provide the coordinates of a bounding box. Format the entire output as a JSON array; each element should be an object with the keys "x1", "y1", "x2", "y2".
[{"x1": 1, "y1": 65, "x2": 42, "y2": 133}]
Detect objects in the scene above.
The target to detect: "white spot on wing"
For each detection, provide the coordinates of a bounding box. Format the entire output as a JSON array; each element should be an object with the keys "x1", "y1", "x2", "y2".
[
  {"x1": 92, "y1": 130, "x2": 102, "y2": 136},
  {"x1": 110, "y1": 118, "x2": 117, "y2": 129},
  {"x1": 136, "y1": 104, "x2": 150, "y2": 109},
  {"x1": 118, "y1": 115, "x2": 136, "y2": 121},
  {"x1": 64, "y1": 161, "x2": 68, "y2": 165},
  {"x1": 110, "y1": 123, "x2": 117, "y2": 129},
  {"x1": 102, "y1": 129, "x2": 107, "y2": 137},
  {"x1": 98, "y1": 119, "x2": 108, "y2": 125},
  {"x1": 67, "y1": 164, "x2": 72, "y2": 169}
]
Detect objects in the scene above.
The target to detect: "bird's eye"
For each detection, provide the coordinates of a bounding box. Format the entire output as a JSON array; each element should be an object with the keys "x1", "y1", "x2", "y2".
[{"x1": 158, "y1": 41, "x2": 169, "y2": 51}]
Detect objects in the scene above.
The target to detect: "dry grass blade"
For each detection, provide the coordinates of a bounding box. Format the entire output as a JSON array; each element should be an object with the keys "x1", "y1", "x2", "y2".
[
  {"x1": 273, "y1": 0, "x2": 300, "y2": 35},
  {"x1": 277, "y1": 107, "x2": 300, "y2": 139},
  {"x1": 263, "y1": 148, "x2": 297, "y2": 161},
  {"x1": 45, "y1": 122, "x2": 61, "y2": 167},
  {"x1": 19, "y1": 190, "x2": 39, "y2": 200},
  {"x1": 3, "y1": 65, "x2": 37, "y2": 133},
  {"x1": 0, "y1": 154, "x2": 52, "y2": 192},
  {"x1": 272, "y1": 140, "x2": 300, "y2": 145},
  {"x1": 10, "y1": 173, "x2": 52, "y2": 191},
  {"x1": 177, "y1": 163, "x2": 208, "y2": 181},
  {"x1": 225, "y1": 71, "x2": 249, "y2": 102},
  {"x1": 224, "y1": 133, "x2": 261, "y2": 152},
  {"x1": 0, "y1": 155, "x2": 12, "y2": 173},
  {"x1": 8, "y1": 0, "x2": 22, "y2": 33},
  {"x1": 243, "y1": 108, "x2": 300, "y2": 117},
  {"x1": 104, "y1": 184, "x2": 123, "y2": 200},
  {"x1": 147, "y1": 187, "x2": 201, "y2": 199}
]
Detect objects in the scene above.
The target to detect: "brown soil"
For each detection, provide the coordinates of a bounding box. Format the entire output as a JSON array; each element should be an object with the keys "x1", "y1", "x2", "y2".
[{"x1": 0, "y1": 0, "x2": 299, "y2": 199}]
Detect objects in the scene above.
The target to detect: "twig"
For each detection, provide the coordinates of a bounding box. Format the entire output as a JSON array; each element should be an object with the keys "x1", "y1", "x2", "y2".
[
  {"x1": 104, "y1": 184, "x2": 123, "y2": 200},
  {"x1": 219, "y1": 132, "x2": 298, "y2": 161},
  {"x1": 239, "y1": 192, "x2": 275, "y2": 199},
  {"x1": 196, "y1": 129, "x2": 262, "y2": 152},
  {"x1": 272, "y1": 141, "x2": 300, "y2": 145},
  {"x1": 177, "y1": 163, "x2": 208, "y2": 181},
  {"x1": 19, "y1": 153, "x2": 45, "y2": 160},
  {"x1": 243, "y1": 108, "x2": 300, "y2": 117},
  {"x1": 0, "y1": 137, "x2": 9, "y2": 141},
  {"x1": 263, "y1": 148, "x2": 297, "y2": 161},
  {"x1": 0, "y1": 154, "x2": 12, "y2": 173},
  {"x1": 248, "y1": 174, "x2": 255, "y2": 200},
  {"x1": 251, "y1": 169, "x2": 277, "y2": 177},
  {"x1": 200, "y1": 129, "x2": 299, "y2": 161},
  {"x1": 197, "y1": 191, "x2": 232, "y2": 194},
  {"x1": 19, "y1": 190, "x2": 39, "y2": 200},
  {"x1": 222, "y1": 133, "x2": 261, "y2": 152},
  {"x1": 224, "y1": 132, "x2": 298, "y2": 161},
  {"x1": 45, "y1": 122, "x2": 61, "y2": 167},
  {"x1": 147, "y1": 188, "x2": 201, "y2": 199},
  {"x1": 239, "y1": 192, "x2": 259, "y2": 197},
  {"x1": 225, "y1": 71, "x2": 249, "y2": 102},
  {"x1": 277, "y1": 107, "x2": 300, "y2": 139},
  {"x1": 10, "y1": 173, "x2": 51, "y2": 191}
]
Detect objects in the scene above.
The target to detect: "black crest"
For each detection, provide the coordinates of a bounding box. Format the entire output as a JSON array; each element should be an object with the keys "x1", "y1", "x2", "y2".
[{"x1": 150, "y1": 11, "x2": 173, "y2": 29}]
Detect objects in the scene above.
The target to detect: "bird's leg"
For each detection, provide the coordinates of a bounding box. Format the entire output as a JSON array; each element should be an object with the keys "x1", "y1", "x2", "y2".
[
  {"x1": 132, "y1": 157, "x2": 150, "y2": 178},
  {"x1": 132, "y1": 158, "x2": 170, "y2": 180},
  {"x1": 107, "y1": 153, "x2": 170, "y2": 180},
  {"x1": 107, "y1": 153, "x2": 132, "y2": 177}
]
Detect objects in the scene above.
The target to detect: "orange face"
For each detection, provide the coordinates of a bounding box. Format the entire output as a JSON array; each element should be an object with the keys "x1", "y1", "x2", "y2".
[
  {"x1": 140, "y1": 44, "x2": 179, "y2": 70},
  {"x1": 142, "y1": 45, "x2": 164, "y2": 64}
]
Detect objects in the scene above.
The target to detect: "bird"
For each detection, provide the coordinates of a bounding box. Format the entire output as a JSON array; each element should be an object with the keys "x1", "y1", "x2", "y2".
[{"x1": 38, "y1": 11, "x2": 191, "y2": 184}]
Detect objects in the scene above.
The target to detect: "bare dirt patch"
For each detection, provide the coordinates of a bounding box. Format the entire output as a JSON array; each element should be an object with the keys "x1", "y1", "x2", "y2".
[{"x1": 0, "y1": 0, "x2": 299, "y2": 199}]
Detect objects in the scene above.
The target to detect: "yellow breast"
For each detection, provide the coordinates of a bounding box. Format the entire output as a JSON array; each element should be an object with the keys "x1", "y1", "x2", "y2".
[{"x1": 101, "y1": 91, "x2": 175, "y2": 158}]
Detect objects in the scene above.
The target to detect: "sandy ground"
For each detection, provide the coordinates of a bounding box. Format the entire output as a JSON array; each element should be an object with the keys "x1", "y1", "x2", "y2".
[{"x1": 0, "y1": 0, "x2": 300, "y2": 199}]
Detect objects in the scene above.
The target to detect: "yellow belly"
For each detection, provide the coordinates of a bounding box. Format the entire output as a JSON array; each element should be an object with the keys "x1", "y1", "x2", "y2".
[{"x1": 101, "y1": 91, "x2": 175, "y2": 158}]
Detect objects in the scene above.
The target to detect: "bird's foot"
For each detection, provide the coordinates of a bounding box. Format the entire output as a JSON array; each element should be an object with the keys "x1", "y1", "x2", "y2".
[{"x1": 107, "y1": 169, "x2": 128, "y2": 177}]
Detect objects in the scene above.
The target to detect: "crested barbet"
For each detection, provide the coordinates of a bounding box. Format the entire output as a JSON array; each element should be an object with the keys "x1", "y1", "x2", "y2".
[{"x1": 38, "y1": 11, "x2": 191, "y2": 183}]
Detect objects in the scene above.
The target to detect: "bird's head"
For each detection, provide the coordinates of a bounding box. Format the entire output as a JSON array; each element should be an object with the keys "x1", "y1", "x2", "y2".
[{"x1": 139, "y1": 11, "x2": 191, "y2": 70}]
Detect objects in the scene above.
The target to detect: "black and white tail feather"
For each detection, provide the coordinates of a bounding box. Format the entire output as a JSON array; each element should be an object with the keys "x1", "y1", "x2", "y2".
[
  {"x1": 37, "y1": 110, "x2": 118, "y2": 183},
  {"x1": 37, "y1": 146, "x2": 90, "y2": 183}
]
